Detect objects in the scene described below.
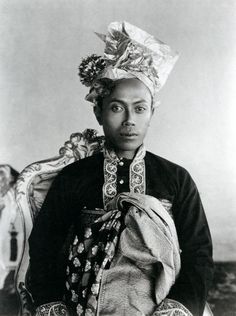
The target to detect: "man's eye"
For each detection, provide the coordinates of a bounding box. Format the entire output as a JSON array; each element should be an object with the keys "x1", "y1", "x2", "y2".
[
  {"x1": 111, "y1": 104, "x2": 123, "y2": 112},
  {"x1": 135, "y1": 106, "x2": 146, "y2": 113}
]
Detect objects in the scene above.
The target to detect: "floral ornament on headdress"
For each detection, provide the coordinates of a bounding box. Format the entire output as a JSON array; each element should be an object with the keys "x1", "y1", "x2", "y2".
[
  {"x1": 78, "y1": 21, "x2": 179, "y2": 105},
  {"x1": 78, "y1": 54, "x2": 106, "y2": 87}
]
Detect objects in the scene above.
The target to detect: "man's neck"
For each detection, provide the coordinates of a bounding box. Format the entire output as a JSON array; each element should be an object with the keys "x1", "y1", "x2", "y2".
[{"x1": 115, "y1": 150, "x2": 136, "y2": 160}]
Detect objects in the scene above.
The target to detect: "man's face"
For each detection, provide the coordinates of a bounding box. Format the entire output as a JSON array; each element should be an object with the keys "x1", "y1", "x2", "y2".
[{"x1": 95, "y1": 78, "x2": 153, "y2": 159}]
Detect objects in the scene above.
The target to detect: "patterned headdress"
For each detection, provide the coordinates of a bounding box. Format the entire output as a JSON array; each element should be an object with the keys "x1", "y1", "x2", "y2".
[{"x1": 78, "y1": 21, "x2": 179, "y2": 105}]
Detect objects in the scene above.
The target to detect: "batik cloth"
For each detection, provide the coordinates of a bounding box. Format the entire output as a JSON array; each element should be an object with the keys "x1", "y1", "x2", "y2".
[{"x1": 64, "y1": 192, "x2": 184, "y2": 316}]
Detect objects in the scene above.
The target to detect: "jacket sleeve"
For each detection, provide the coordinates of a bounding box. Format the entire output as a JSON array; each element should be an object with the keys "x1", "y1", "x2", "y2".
[
  {"x1": 167, "y1": 169, "x2": 214, "y2": 316},
  {"x1": 28, "y1": 170, "x2": 75, "y2": 307}
]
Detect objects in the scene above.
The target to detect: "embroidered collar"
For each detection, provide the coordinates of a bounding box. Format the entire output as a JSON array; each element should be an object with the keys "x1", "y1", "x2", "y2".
[{"x1": 103, "y1": 144, "x2": 146, "y2": 209}]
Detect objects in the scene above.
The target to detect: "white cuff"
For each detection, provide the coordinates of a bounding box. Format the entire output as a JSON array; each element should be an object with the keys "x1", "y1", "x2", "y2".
[
  {"x1": 35, "y1": 301, "x2": 69, "y2": 316},
  {"x1": 153, "y1": 298, "x2": 193, "y2": 316}
]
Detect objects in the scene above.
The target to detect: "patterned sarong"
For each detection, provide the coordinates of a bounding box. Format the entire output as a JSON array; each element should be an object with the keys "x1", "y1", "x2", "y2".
[{"x1": 65, "y1": 208, "x2": 123, "y2": 315}]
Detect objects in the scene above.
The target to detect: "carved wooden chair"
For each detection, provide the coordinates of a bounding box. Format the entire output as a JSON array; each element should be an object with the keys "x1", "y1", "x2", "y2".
[
  {"x1": 15, "y1": 128, "x2": 213, "y2": 316},
  {"x1": 15, "y1": 129, "x2": 105, "y2": 316}
]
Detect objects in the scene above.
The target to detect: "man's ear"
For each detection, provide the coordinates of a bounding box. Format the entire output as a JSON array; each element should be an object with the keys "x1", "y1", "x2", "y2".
[{"x1": 93, "y1": 105, "x2": 103, "y2": 126}]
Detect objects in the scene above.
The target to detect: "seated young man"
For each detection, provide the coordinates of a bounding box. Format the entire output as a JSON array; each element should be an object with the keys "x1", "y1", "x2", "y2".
[{"x1": 29, "y1": 21, "x2": 213, "y2": 316}]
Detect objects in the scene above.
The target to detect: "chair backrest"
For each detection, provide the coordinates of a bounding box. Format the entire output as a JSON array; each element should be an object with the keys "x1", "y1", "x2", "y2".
[{"x1": 15, "y1": 129, "x2": 104, "y2": 316}]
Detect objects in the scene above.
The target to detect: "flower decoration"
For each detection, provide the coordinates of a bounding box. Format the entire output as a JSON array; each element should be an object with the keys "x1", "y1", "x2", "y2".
[
  {"x1": 84, "y1": 259, "x2": 91, "y2": 272},
  {"x1": 82, "y1": 289, "x2": 87, "y2": 298},
  {"x1": 76, "y1": 303, "x2": 84, "y2": 316},
  {"x1": 78, "y1": 54, "x2": 106, "y2": 87},
  {"x1": 71, "y1": 290, "x2": 79, "y2": 302},
  {"x1": 73, "y1": 257, "x2": 81, "y2": 267},
  {"x1": 77, "y1": 242, "x2": 84, "y2": 253},
  {"x1": 84, "y1": 227, "x2": 92, "y2": 238},
  {"x1": 71, "y1": 273, "x2": 79, "y2": 283}
]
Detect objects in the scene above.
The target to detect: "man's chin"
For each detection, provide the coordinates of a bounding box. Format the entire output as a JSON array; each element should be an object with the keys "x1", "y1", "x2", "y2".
[
  {"x1": 105, "y1": 138, "x2": 143, "y2": 154},
  {"x1": 115, "y1": 143, "x2": 143, "y2": 155}
]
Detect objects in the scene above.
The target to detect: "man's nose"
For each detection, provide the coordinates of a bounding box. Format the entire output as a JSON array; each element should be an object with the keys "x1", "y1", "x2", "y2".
[{"x1": 122, "y1": 110, "x2": 135, "y2": 126}]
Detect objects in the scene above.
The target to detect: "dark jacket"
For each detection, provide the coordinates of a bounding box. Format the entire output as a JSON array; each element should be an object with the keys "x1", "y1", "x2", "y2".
[{"x1": 29, "y1": 151, "x2": 214, "y2": 316}]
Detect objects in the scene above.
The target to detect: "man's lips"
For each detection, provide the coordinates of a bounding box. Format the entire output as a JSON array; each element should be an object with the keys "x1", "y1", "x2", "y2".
[{"x1": 120, "y1": 132, "x2": 138, "y2": 137}]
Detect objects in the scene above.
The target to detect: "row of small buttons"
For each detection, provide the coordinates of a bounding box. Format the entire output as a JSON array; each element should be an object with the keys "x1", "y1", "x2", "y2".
[
  {"x1": 118, "y1": 158, "x2": 126, "y2": 184},
  {"x1": 118, "y1": 159, "x2": 124, "y2": 184}
]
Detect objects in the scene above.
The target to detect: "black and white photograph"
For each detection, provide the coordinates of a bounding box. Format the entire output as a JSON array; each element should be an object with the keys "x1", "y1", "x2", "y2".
[{"x1": 0, "y1": 1, "x2": 235, "y2": 316}]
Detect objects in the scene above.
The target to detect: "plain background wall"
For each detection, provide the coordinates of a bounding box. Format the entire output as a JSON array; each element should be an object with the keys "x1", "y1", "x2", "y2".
[{"x1": 0, "y1": 0, "x2": 236, "y2": 261}]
